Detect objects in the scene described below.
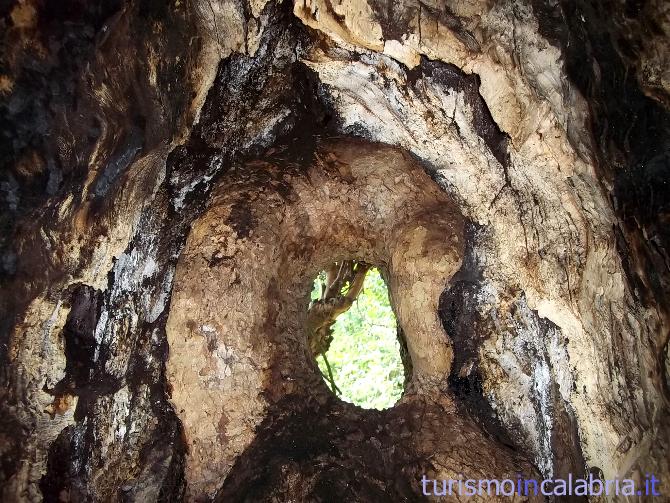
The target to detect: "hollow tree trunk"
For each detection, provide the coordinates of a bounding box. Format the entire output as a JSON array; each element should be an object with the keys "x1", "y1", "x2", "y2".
[{"x1": 0, "y1": 0, "x2": 669, "y2": 501}]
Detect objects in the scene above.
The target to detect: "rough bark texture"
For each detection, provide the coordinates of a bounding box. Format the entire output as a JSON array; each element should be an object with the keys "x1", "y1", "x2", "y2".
[{"x1": 0, "y1": 0, "x2": 668, "y2": 501}]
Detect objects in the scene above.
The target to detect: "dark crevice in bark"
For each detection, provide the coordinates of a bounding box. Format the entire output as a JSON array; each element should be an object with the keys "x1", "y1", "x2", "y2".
[
  {"x1": 439, "y1": 223, "x2": 519, "y2": 451},
  {"x1": 47, "y1": 284, "x2": 103, "y2": 397},
  {"x1": 40, "y1": 425, "x2": 81, "y2": 502}
]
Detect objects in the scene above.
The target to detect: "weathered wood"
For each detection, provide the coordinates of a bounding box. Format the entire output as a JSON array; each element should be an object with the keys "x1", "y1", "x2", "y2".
[{"x1": 0, "y1": 0, "x2": 668, "y2": 501}]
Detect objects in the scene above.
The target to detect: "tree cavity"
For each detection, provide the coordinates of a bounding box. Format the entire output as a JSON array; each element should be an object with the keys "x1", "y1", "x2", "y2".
[{"x1": 307, "y1": 261, "x2": 406, "y2": 409}]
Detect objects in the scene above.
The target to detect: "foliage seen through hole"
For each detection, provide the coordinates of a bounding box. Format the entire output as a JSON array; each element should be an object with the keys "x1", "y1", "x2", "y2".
[{"x1": 309, "y1": 265, "x2": 404, "y2": 409}]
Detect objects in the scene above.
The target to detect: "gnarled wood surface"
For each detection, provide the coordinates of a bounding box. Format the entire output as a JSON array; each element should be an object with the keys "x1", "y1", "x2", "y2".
[{"x1": 0, "y1": 0, "x2": 668, "y2": 501}]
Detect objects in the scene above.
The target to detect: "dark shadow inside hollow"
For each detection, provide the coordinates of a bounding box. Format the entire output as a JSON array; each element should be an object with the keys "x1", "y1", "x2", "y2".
[{"x1": 214, "y1": 394, "x2": 436, "y2": 503}]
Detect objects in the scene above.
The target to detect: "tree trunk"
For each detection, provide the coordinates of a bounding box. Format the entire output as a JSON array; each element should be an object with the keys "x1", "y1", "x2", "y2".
[{"x1": 0, "y1": 0, "x2": 668, "y2": 501}]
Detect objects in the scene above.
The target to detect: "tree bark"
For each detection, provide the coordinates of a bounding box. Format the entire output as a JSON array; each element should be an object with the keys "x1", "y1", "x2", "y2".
[{"x1": 0, "y1": 0, "x2": 668, "y2": 501}]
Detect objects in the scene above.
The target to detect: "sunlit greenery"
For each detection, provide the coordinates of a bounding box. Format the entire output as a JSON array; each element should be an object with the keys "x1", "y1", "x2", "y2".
[{"x1": 311, "y1": 268, "x2": 404, "y2": 409}]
